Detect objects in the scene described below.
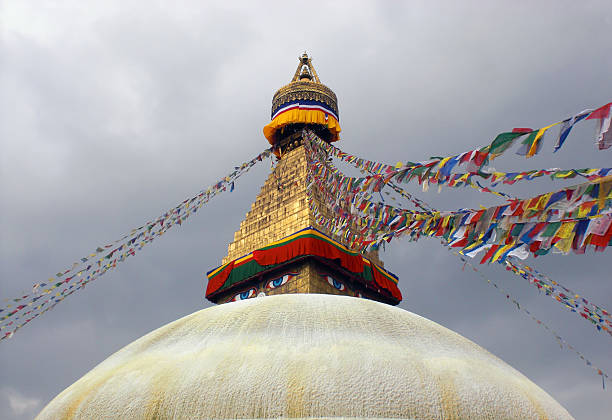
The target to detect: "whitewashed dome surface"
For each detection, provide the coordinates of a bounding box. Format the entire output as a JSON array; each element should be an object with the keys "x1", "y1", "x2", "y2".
[{"x1": 37, "y1": 294, "x2": 573, "y2": 419}]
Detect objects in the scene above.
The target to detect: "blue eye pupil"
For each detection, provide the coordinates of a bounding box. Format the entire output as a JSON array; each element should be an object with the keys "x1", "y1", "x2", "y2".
[
  {"x1": 333, "y1": 279, "x2": 342, "y2": 289},
  {"x1": 273, "y1": 278, "x2": 283, "y2": 287},
  {"x1": 240, "y1": 291, "x2": 249, "y2": 299}
]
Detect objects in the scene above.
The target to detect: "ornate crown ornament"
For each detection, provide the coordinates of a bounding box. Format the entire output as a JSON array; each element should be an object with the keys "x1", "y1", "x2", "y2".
[
  {"x1": 264, "y1": 53, "x2": 341, "y2": 148},
  {"x1": 271, "y1": 53, "x2": 339, "y2": 119},
  {"x1": 271, "y1": 53, "x2": 339, "y2": 118},
  {"x1": 271, "y1": 81, "x2": 339, "y2": 119}
]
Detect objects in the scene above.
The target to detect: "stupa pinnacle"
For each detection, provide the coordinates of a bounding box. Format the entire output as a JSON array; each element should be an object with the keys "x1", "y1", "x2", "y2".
[
  {"x1": 206, "y1": 53, "x2": 402, "y2": 305},
  {"x1": 263, "y1": 52, "x2": 340, "y2": 149}
]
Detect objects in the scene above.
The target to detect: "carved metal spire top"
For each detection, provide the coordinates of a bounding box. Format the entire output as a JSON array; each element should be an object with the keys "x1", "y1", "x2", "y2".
[
  {"x1": 270, "y1": 53, "x2": 338, "y2": 122},
  {"x1": 264, "y1": 53, "x2": 340, "y2": 147},
  {"x1": 291, "y1": 52, "x2": 321, "y2": 84}
]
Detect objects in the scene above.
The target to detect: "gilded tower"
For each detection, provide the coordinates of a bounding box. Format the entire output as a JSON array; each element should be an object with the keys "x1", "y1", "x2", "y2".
[{"x1": 205, "y1": 53, "x2": 402, "y2": 305}]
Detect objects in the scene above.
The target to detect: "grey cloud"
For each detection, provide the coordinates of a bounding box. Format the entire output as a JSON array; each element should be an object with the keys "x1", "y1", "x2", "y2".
[{"x1": 1, "y1": 1, "x2": 611, "y2": 419}]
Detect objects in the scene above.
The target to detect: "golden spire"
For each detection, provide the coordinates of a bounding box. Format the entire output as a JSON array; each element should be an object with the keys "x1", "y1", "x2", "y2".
[
  {"x1": 264, "y1": 53, "x2": 340, "y2": 147},
  {"x1": 291, "y1": 52, "x2": 321, "y2": 83}
]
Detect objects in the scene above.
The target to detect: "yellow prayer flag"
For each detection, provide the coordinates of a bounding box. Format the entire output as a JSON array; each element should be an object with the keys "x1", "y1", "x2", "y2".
[
  {"x1": 437, "y1": 157, "x2": 451, "y2": 167},
  {"x1": 527, "y1": 122, "x2": 560, "y2": 157},
  {"x1": 435, "y1": 157, "x2": 452, "y2": 180},
  {"x1": 554, "y1": 232, "x2": 575, "y2": 253},
  {"x1": 525, "y1": 196, "x2": 542, "y2": 210},
  {"x1": 556, "y1": 221, "x2": 576, "y2": 239},
  {"x1": 599, "y1": 182, "x2": 612, "y2": 211},
  {"x1": 491, "y1": 243, "x2": 514, "y2": 262},
  {"x1": 578, "y1": 201, "x2": 596, "y2": 218},
  {"x1": 442, "y1": 215, "x2": 451, "y2": 228}
]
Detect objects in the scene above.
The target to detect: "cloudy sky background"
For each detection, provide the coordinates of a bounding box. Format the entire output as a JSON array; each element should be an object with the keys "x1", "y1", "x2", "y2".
[{"x1": 1, "y1": 1, "x2": 611, "y2": 418}]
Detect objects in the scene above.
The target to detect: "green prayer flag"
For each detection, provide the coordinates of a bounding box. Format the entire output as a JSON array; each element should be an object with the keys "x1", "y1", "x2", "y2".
[
  {"x1": 411, "y1": 166, "x2": 426, "y2": 176},
  {"x1": 510, "y1": 223, "x2": 524, "y2": 236},
  {"x1": 542, "y1": 222, "x2": 561, "y2": 237},
  {"x1": 551, "y1": 170, "x2": 575, "y2": 179},
  {"x1": 466, "y1": 229, "x2": 476, "y2": 244},
  {"x1": 515, "y1": 131, "x2": 538, "y2": 156},
  {"x1": 489, "y1": 132, "x2": 524, "y2": 155},
  {"x1": 521, "y1": 132, "x2": 537, "y2": 146}
]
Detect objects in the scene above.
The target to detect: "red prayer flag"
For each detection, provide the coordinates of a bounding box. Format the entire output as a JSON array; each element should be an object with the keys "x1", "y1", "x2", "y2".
[
  {"x1": 472, "y1": 150, "x2": 488, "y2": 166},
  {"x1": 480, "y1": 245, "x2": 499, "y2": 264},
  {"x1": 586, "y1": 103, "x2": 612, "y2": 120}
]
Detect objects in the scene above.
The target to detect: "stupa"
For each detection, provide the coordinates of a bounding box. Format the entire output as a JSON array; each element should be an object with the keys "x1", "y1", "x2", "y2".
[{"x1": 36, "y1": 54, "x2": 574, "y2": 419}]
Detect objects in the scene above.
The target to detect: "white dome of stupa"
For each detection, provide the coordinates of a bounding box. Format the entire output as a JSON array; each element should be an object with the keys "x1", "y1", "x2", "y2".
[{"x1": 36, "y1": 294, "x2": 573, "y2": 419}]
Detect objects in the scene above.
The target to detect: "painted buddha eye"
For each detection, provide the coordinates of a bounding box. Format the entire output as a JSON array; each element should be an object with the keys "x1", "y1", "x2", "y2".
[
  {"x1": 325, "y1": 275, "x2": 345, "y2": 291},
  {"x1": 266, "y1": 273, "x2": 296, "y2": 289},
  {"x1": 230, "y1": 287, "x2": 257, "y2": 302}
]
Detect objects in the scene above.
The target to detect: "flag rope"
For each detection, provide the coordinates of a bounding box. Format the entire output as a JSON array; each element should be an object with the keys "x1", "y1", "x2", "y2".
[{"x1": 0, "y1": 148, "x2": 272, "y2": 341}]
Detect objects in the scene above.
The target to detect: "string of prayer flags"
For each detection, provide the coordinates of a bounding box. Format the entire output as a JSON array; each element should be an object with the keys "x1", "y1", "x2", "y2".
[
  {"x1": 316, "y1": 154, "x2": 612, "y2": 260},
  {"x1": 304, "y1": 130, "x2": 612, "y2": 260},
  {"x1": 303, "y1": 138, "x2": 612, "y2": 374},
  {"x1": 450, "y1": 248, "x2": 609, "y2": 386},
  {"x1": 503, "y1": 258, "x2": 612, "y2": 336},
  {"x1": 304, "y1": 131, "x2": 612, "y2": 198},
  {"x1": 355, "y1": 168, "x2": 612, "y2": 336},
  {"x1": 387, "y1": 185, "x2": 612, "y2": 260},
  {"x1": 306, "y1": 100, "x2": 612, "y2": 193},
  {"x1": 0, "y1": 148, "x2": 272, "y2": 341},
  {"x1": 303, "y1": 132, "x2": 436, "y2": 217},
  {"x1": 307, "y1": 149, "x2": 612, "y2": 365},
  {"x1": 305, "y1": 136, "x2": 513, "y2": 250},
  {"x1": 302, "y1": 147, "x2": 395, "y2": 251},
  {"x1": 304, "y1": 141, "x2": 411, "y2": 245},
  {"x1": 387, "y1": 180, "x2": 436, "y2": 213}
]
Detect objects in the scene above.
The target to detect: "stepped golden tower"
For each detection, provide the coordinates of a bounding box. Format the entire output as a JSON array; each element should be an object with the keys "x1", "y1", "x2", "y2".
[{"x1": 205, "y1": 53, "x2": 401, "y2": 305}]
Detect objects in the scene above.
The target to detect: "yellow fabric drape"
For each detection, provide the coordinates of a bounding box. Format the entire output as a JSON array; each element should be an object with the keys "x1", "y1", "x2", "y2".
[{"x1": 263, "y1": 108, "x2": 341, "y2": 145}]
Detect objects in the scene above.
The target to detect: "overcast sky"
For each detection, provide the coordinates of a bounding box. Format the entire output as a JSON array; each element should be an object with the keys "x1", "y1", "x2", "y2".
[{"x1": 1, "y1": 1, "x2": 611, "y2": 419}]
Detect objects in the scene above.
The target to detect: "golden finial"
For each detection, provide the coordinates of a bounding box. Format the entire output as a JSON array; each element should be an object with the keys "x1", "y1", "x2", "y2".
[
  {"x1": 264, "y1": 53, "x2": 340, "y2": 147},
  {"x1": 291, "y1": 52, "x2": 321, "y2": 84}
]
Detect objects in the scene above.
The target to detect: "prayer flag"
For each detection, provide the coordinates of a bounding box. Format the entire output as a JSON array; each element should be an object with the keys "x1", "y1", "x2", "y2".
[
  {"x1": 554, "y1": 110, "x2": 591, "y2": 152},
  {"x1": 489, "y1": 132, "x2": 526, "y2": 156},
  {"x1": 586, "y1": 102, "x2": 612, "y2": 150},
  {"x1": 524, "y1": 123, "x2": 559, "y2": 157}
]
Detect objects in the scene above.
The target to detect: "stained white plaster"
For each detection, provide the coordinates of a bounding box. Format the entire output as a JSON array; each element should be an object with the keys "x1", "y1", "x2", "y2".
[{"x1": 37, "y1": 294, "x2": 572, "y2": 419}]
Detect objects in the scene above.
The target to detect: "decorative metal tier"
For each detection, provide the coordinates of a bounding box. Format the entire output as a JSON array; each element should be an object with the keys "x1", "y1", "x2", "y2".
[{"x1": 270, "y1": 53, "x2": 339, "y2": 119}]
